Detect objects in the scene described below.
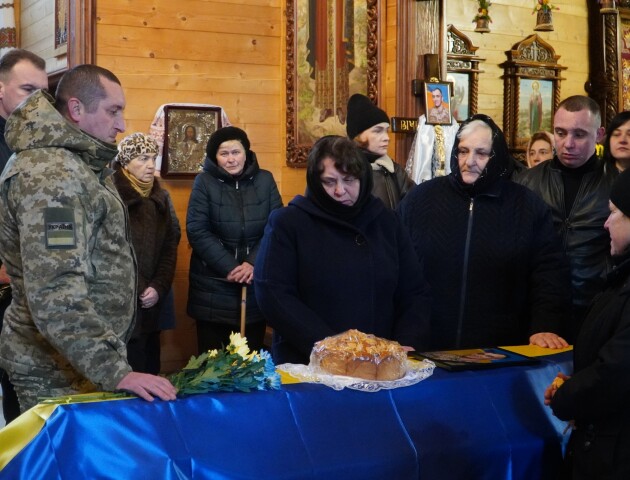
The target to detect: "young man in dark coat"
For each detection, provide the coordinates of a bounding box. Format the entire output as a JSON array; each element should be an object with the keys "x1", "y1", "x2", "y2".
[
  {"x1": 0, "y1": 48, "x2": 48, "y2": 423},
  {"x1": 398, "y1": 114, "x2": 571, "y2": 350},
  {"x1": 546, "y1": 168, "x2": 630, "y2": 480},
  {"x1": 514, "y1": 96, "x2": 618, "y2": 343}
]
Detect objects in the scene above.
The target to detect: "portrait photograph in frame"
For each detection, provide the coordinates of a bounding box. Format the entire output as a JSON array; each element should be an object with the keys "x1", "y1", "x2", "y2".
[
  {"x1": 446, "y1": 72, "x2": 469, "y2": 123},
  {"x1": 162, "y1": 106, "x2": 222, "y2": 177},
  {"x1": 424, "y1": 82, "x2": 453, "y2": 125},
  {"x1": 286, "y1": 0, "x2": 379, "y2": 165},
  {"x1": 518, "y1": 78, "x2": 553, "y2": 141}
]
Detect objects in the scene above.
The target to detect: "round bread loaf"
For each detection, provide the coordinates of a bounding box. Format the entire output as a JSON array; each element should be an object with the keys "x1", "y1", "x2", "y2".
[{"x1": 310, "y1": 329, "x2": 407, "y2": 381}]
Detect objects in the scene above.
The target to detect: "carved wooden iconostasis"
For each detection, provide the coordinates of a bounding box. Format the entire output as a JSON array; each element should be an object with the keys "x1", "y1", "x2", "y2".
[
  {"x1": 501, "y1": 34, "x2": 566, "y2": 160},
  {"x1": 587, "y1": 1, "x2": 630, "y2": 128},
  {"x1": 445, "y1": 25, "x2": 484, "y2": 124}
]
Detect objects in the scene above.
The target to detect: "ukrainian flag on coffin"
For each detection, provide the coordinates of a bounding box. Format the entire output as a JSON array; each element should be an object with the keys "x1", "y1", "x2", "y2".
[{"x1": 0, "y1": 393, "x2": 133, "y2": 478}]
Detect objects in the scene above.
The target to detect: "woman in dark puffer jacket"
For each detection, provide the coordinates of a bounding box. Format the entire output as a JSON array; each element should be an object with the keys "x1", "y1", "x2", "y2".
[{"x1": 186, "y1": 127, "x2": 282, "y2": 353}]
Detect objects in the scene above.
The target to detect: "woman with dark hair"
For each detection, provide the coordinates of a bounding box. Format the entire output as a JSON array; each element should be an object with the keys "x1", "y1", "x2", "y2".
[
  {"x1": 603, "y1": 110, "x2": 630, "y2": 172},
  {"x1": 254, "y1": 135, "x2": 431, "y2": 364},
  {"x1": 186, "y1": 126, "x2": 282, "y2": 353}
]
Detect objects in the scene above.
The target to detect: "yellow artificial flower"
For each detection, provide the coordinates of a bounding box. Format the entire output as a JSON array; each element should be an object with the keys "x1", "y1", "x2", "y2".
[
  {"x1": 229, "y1": 332, "x2": 251, "y2": 358},
  {"x1": 208, "y1": 349, "x2": 219, "y2": 358}
]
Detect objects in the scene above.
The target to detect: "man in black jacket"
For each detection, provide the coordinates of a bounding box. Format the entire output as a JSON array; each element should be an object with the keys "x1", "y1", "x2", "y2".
[
  {"x1": 0, "y1": 48, "x2": 48, "y2": 424},
  {"x1": 515, "y1": 96, "x2": 617, "y2": 343}
]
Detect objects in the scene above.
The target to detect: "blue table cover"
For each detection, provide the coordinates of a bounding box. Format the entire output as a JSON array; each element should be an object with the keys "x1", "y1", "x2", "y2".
[{"x1": 0, "y1": 352, "x2": 572, "y2": 480}]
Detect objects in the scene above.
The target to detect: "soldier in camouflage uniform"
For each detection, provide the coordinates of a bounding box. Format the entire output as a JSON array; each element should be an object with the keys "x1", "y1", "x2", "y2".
[{"x1": 0, "y1": 65, "x2": 177, "y2": 412}]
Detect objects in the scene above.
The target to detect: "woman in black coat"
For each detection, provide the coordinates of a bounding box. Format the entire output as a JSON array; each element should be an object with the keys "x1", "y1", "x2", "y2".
[
  {"x1": 254, "y1": 135, "x2": 431, "y2": 364},
  {"x1": 113, "y1": 133, "x2": 179, "y2": 374},
  {"x1": 186, "y1": 127, "x2": 282, "y2": 353},
  {"x1": 398, "y1": 114, "x2": 571, "y2": 350},
  {"x1": 346, "y1": 93, "x2": 414, "y2": 209},
  {"x1": 546, "y1": 168, "x2": 630, "y2": 480}
]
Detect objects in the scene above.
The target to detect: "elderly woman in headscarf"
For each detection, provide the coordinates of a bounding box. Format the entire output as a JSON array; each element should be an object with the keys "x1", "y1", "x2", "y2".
[
  {"x1": 113, "y1": 132, "x2": 180, "y2": 374},
  {"x1": 186, "y1": 126, "x2": 282, "y2": 353},
  {"x1": 254, "y1": 135, "x2": 431, "y2": 365},
  {"x1": 398, "y1": 114, "x2": 571, "y2": 350}
]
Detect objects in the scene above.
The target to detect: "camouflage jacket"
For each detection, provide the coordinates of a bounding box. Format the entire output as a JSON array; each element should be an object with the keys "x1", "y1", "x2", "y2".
[{"x1": 0, "y1": 90, "x2": 137, "y2": 392}]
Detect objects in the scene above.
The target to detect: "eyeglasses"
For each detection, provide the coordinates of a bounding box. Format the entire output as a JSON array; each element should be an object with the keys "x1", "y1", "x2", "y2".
[{"x1": 456, "y1": 148, "x2": 493, "y2": 162}]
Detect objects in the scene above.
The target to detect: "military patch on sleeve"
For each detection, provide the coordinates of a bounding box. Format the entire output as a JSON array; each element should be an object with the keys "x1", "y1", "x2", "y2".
[{"x1": 45, "y1": 208, "x2": 76, "y2": 249}]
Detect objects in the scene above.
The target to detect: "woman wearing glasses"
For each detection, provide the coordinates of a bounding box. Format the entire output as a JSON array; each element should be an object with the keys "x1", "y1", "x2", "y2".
[
  {"x1": 254, "y1": 136, "x2": 431, "y2": 365},
  {"x1": 398, "y1": 114, "x2": 571, "y2": 350}
]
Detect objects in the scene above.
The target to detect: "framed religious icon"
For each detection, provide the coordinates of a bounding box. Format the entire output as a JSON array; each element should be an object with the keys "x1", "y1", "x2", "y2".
[
  {"x1": 54, "y1": 0, "x2": 68, "y2": 54},
  {"x1": 285, "y1": 0, "x2": 380, "y2": 166},
  {"x1": 518, "y1": 79, "x2": 554, "y2": 138},
  {"x1": 446, "y1": 25, "x2": 485, "y2": 123},
  {"x1": 500, "y1": 34, "x2": 565, "y2": 160},
  {"x1": 423, "y1": 81, "x2": 453, "y2": 125},
  {"x1": 162, "y1": 106, "x2": 223, "y2": 177}
]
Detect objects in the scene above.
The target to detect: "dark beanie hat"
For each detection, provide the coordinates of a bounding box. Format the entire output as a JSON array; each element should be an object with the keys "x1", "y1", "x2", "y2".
[
  {"x1": 206, "y1": 126, "x2": 251, "y2": 160},
  {"x1": 346, "y1": 94, "x2": 390, "y2": 139},
  {"x1": 610, "y1": 168, "x2": 630, "y2": 217}
]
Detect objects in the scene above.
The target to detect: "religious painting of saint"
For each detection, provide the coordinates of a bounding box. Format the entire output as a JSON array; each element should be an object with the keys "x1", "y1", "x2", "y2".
[
  {"x1": 162, "y1": 106, "x2": 222, "y2": 177},
  {"x1": 518, "y1": 79, "x2": 553, "y2": 140},
  {"x1": 293, "y1": 0, "x2": 373, "y2": 145},
  {"x1": 447, "y1": 73, "x2": 469, "y2": 123}
]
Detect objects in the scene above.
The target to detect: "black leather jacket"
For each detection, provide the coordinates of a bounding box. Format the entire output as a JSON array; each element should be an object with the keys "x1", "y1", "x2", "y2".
[
  {"x1": 514, "y1": 155, "x2": 618, "y2": 307},
  {"x1": 361, "y1": 150, "x2": 415, "y2": 209}
]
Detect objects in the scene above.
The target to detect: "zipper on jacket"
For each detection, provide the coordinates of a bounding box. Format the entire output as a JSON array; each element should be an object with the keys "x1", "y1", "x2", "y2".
[
  {"x1": 383, "y1": 170, "x2": 396, "y2": 207},
  {"x1": 455, "y1": 197, "x2": 475, "y2": 348},
  {"x1": 235, "y1": 180, "x2": 247, "y2": 262}
]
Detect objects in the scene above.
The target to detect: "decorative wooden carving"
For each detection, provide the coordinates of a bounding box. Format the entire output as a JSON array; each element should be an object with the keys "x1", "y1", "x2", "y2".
[
  {"x1": 500, "y1": 34, "x2": 566, "y2": 160},
  {"x1": 395, "y1": 0, "x2": 442, "y2": 165},
  {"x1": 586, "y1": 1, "x2": 628, "y2": 128},
  {"x1": 285, "y1": 0, "x2": 379, "y2": 167},
  {"x1": 446, "y1": 24, "x2": 484, "y2": 122}
]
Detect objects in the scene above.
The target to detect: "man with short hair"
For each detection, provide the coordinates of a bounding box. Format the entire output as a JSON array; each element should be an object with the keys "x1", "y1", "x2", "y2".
[
  {"x1": 0, "y1": 64, "x2": 177, "y2": 412},
  {"x1": 515, "y1": 95, "x2": 618, "y2": 343},
  {"x1": 0, "y1": 48, "x2": 48, "y2": 423},
  {"x1": 428, "y1": 87, "x2": 451, "y2": 124}
]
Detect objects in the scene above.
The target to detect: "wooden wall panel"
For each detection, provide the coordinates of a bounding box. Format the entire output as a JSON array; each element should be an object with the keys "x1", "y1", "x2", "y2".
[
  {"x1": 96, "y1": 0, "x2": 284, "y2": 371},
  {"x1": 444, "y1": 0, "x2": 588, "y2": 129},
  {"x1": 87, "y1": 0, "x2": 588, "y2": 373}
]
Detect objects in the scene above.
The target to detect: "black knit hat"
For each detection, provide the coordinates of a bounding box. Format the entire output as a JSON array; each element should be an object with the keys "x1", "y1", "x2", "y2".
[
  {"x1": 205, "y1": 126, "x2": 251, "y2": 161},
  {"x1": 610, "y1": 168, "x2": 630, "y2": 217},
  {"x1": 346, "y1": 94, "x2": 390, "y2": 139}
]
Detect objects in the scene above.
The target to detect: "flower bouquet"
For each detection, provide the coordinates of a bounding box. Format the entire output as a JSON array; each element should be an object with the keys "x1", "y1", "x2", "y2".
[
  {"x1": 473, "y1": 0, "x2": 492, "y2": 23},
  {"x1": 169, "y1": 333, "x2": 281, "y2": 395},
  {"x1": 532, "y1": 0, "x2": 558, "y2": 13}
]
